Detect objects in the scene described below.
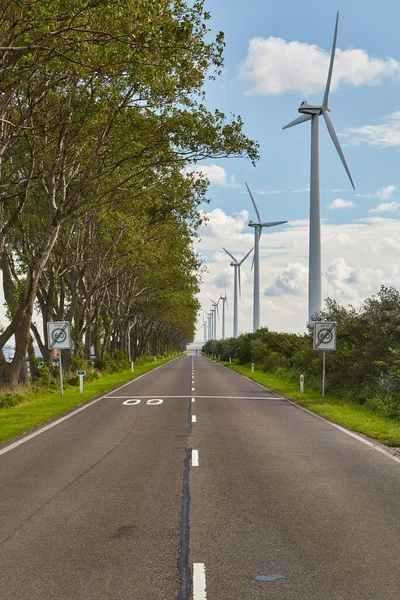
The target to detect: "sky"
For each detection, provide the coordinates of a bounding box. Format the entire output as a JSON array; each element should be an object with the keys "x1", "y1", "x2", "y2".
[{"x1": 193, "y1": 0, "x2": 400, "y2": 341}]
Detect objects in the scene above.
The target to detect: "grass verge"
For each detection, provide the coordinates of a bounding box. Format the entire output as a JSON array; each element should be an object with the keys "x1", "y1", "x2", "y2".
[
  {"x1": 221, "y1": 361, "x2": 400, "y2": 447},
  {"x1": 0, "y1": 356, "x2": 177, "y2": 444}
]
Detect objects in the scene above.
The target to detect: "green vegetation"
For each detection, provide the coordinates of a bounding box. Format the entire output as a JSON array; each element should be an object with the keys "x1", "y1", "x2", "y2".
[
  {"x1": 204, "y1": 287, "x2": 400, "y2": 447},
  {"x1": 0, "y1": 2, "x2": 258, "y2": 389},
  {"x1": 0, "y1": 355, "x2": 177, "y2": 444}
]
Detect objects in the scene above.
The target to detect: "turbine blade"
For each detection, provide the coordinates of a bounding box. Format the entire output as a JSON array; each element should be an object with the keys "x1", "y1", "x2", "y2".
[
  {"x1": 245, "y1": 182, "x2": 261, "y2": 223},
  {"x1": 282, "y1": 114, "x2": 312, "y2": 130},
  {"x1": 260, "y1": 220, "x2": 288, "y2": 228},
  {"x1": 323, "y1": 110, "x2": 355, "y2": 189},
  {"x1": 222, "y1": 246, "x2": 237, "y2": 263},
  {"x1": 238, "y1": 266, "x2": 242, "y2": 298},
  {"x1": 239, "y1": 246, "x2": 254, "y2": 266},
  {"x1": 323, "y1": 11, "x2": 339, "y2": 109}
]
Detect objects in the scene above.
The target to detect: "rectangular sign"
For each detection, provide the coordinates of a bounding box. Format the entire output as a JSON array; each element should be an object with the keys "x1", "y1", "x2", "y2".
[
  {"x1": 47, "y1": 321, "x2": 71, "y2": 350},
  {"x1": 313, "y1": 322, "x2": 337, "y2": 351},
  {"x1": 76, "y1": 370, "x2": 86, "y2": 376}
]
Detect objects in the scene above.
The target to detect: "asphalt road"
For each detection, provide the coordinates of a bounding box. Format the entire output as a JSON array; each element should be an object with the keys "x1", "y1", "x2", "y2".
[{"x1": 1, "y1": 354, "x2": 400, "y2": 599}]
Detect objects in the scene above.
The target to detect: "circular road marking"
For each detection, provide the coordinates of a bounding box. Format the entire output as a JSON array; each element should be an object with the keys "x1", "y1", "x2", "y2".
[
  {"x1": 123, "y1": 399, "x2": 141, "y2": 406},
  {"x1": 146, "y1": 399, "x2": 164, "y2": 405}
]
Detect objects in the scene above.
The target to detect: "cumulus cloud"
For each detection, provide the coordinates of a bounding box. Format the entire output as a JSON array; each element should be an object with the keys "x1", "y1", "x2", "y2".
[
  {"x1": 370, "y1": 202, "x2": 400, "y2": 213},
  {"x1": 186, "y1": 163, "x2": 238, "y2": 187},
  {"x1": 198, "y1": 208, "x2": 250, "y2": 241},
  {"x1": 377, "y1": 185, "x2": 397, "y2": 200},
  {"x1": 325, "y1": 258, "x2": 383, "y2": 300},
  {"x1": 345, "y1": 112, "x2": 400, "y2": 148},
  {"x1": 239, "y1": 37, "x2": 400, "y2": 95},
  {"x1": 327, "y1": 198, "x2": 355, "y2": 209},
  {"x1": 265, "y1": 262, "x2": 308, "y2": 296}
]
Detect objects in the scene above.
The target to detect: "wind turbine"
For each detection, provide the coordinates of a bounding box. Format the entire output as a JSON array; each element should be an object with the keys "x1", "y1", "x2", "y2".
[
  {"x1": 220, "y1": 283, "x2": 228, "y2": 340},
  {"x1": 283, "y1": 11, "x2": 355, "y2": 323},
  {"x1": 198, "y1": 312, "x2": 208, "y2": 342},
  {"x1": 211, "y1": 298, "x2": 220, "y2": 339},
  {"x1": 245, "y1": 182, "x2": 287, "y2": 332},
  {"x1": 222, "y1": 246, "x2": 253, "y2": 337}
]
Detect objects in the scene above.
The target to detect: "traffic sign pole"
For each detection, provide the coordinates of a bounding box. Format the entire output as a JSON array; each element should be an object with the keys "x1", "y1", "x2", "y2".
[
  {"x1": 322, "y1": 351, "x2": 326, "y2": 398},
  {"x1": 59, "y1": 350, "x2": 64, "y2": 396},
  {"x1": 79, "y1": 374, "x2": 83, "y2": 393}
]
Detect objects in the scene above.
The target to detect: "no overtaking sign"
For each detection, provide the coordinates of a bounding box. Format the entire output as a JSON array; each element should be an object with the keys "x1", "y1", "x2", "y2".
[{"x1": 313, "y1": 322, "x2": 337, "y2": 351}]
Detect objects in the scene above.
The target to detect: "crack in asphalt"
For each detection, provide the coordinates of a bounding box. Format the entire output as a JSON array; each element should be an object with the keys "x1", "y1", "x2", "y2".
[{"x1": 177, "y1": 447, "x2": 192, "y2": 600}]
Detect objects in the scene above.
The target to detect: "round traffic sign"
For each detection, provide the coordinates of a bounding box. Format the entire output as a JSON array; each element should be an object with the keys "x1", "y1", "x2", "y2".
[
  {"x1": 52, "y1": 328, "x2": 67, "y2": 343},
  {"x1": 318, "y1": 328, "x2": 333, "y2": 344}
]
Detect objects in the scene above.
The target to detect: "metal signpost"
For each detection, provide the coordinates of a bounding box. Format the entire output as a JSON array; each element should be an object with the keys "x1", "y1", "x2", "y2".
[
  {"x1": 313, "y1": 322, "x2": 337, "y2": 397},
  {"x1": 47, "y1": 321, "x2": 71, "y2": 396}
]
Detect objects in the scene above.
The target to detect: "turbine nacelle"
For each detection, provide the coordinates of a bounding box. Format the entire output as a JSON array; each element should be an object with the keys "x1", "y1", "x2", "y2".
[{"x1": 298, "y1": 102, "x2": 324, "y2": 115}]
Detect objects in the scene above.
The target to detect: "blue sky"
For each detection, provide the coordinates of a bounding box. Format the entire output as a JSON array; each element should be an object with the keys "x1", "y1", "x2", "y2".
[{"x1": 194, "y1": 0, "x2": 400, "y2": 339}]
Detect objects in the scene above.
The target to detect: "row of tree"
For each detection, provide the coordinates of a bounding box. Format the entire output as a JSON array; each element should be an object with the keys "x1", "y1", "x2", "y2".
[
  {"x1": 203, "y1": 287, "x2": 400, "y2": 419},
  {"x1": 0, "y1": 1, "x2": 259, "y2": 388}
]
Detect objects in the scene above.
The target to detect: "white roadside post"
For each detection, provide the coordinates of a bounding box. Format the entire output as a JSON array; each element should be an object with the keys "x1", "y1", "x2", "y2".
[
  {"x1": 229, "y1": 357, "x2": 232, "y2": 364},
  {"x1": 77, "y1": 370, "x2": 86, "y2": 393},
  {"x1": 313, "y1": 322, "x2": 337, "y2": 397},
  {"x1": 47, "y1": 321, "x2": 71, "y2": 397},
  {"x1": 251, "y1": 362, "x2": 254, "y2": 373},
  {"x1": 131, "y1": 362, "x2": 134, "y2": 373},
  {"x1": 300, "y1": 374, "x2": 304, "y2": 393}
]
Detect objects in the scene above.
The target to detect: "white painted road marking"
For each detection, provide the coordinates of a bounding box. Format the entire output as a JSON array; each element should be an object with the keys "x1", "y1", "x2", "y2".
[
  {"x1": 193, "y1": 563, "x2": 207, "y2": 599},
  {"x1": 192, "y1": 415, "x2": 197, "y2": 423},
  {"x1": 192, "y1": 387, "x2": 195, "y2": 391},
  {"x1": 192, "y1": 450, "x2": 199, "y2": 467},
  {"x1": 192, "y1": 398, "x2": 195, "y2": 403},
  {"x1": 122, "y1": 399, "x2": 141, "y2": 405},
  {"x1": 146, "y1": 399, "x2": 163, "y2": 405}
]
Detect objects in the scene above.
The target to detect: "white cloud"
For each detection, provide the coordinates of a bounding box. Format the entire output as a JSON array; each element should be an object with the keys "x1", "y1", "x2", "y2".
[
  {"x1": 345, "y1": 111, "x2": 400, "y2": 148},
  {"x1": 265, "y1": 262, "x2": 308, "y2": 296},
  {"x1": 377, "y1": 185, "x2": 396, "y2": 200},
  {"x1": 239, "y1": 37, "x2": 400, "y2": 96},
  {"x1": 325, "y1": 258, "x2": 383, "y2": 300},
  {"x1": 370, "y1": 201, "x2": 400, "y2": 213},
  {"x1": 198, "y1": 208, "x2": 251, "y2": 242},
  {"x1": 356, "y1": 185, "x2": 397, "y2": 200},
  {"x1": 327, "y1": 198, "x2": 356, "y2": 209},
  {"x1": 186, "y1": 163, "x2": 238, "y2": 187}
]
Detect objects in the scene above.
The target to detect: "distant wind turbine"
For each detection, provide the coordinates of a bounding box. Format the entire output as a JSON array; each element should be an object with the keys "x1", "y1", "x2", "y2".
[
  {"x1": 220, "y1": 283, "x2": 228, "y2": 340},
  {"x1": 223, "y1": 246, "x2": 253, "y2": 337},
  {"x1": 245, "y1": 182, "x2": 287, "y2": 332},
  {"x1": 210, "y1": 298, "x2": 220, "y2": 339},
  {"x1": 283, "y1": 11, "x2": 355, "y2": 323}
]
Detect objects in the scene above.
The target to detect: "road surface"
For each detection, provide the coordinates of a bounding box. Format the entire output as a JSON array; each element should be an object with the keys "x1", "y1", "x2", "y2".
[{"x1": 1, "y1": 354, "x2": 400, "y2": 599}]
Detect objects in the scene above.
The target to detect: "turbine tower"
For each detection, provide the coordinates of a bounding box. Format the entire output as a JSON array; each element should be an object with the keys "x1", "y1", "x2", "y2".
[
  {"x1": 283, "y1": 11, "x2": 355, "y2": 323},
  {"x1": 245, "y1": 182, "x2": 287, "y2": 332},
  {"x1": 222, "y1": 247, "x2": 253, "y2": 337},
  {"x1": 220, "y1": 284, "x2": 228, "y2": 340},
  {"x1": 211, "y1": 298, "x2": 220, "y2": 339}
]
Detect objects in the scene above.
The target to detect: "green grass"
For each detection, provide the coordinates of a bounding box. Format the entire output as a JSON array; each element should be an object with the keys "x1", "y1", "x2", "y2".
[
  {"x1": 0, "y1": 356, "x2": 177, "y2": 444},
  {"x1": 221, "y1": 361, "x2": 400, "y2": 447}
]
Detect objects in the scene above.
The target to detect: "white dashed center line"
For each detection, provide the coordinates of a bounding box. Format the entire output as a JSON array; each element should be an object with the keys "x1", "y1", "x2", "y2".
[
  {"x1": 193, "y1": 563, "x2": 207, "y2": 599},
  {"x1": 192, "y1": 415, "x2": 197, "y2": 423},
  {"x1": 192, "y1": 449, "x2": 199, "y2": 466}
]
